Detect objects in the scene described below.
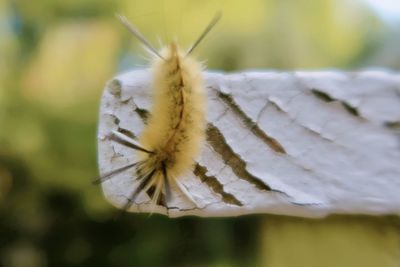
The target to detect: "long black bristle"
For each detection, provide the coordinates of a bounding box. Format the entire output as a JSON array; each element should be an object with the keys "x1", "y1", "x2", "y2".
[
  {"x1": 122, "y1": 168, "x2": 157, "y2": 212},
  {"x1": 92, "y1": 161, "x2": 143, "y2": 185},
  {"x1": 161, "y1": 161, "x2": 172, "y2": 202},
  {"x1": 109, "y1": 133, "x2": 153, "y2": 154},
  {"x1": 116, "y1": 14, "x2": 165, "y2": 60},
  {"x1": 186, "y1": 11, "x2": 222, "y2": 55}
]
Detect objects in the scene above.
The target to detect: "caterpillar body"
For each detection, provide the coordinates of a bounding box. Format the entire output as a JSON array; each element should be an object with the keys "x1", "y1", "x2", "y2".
[{"x1": 95, "y1": 13, "x2": 221, "y2": 211}]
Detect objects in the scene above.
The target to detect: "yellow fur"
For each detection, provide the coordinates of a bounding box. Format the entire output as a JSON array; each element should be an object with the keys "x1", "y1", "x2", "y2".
[
  {"x1": 110, "y1": 13, "x2": 220, "y2": 208},
  {"x1": 137, "y1": 42, "x2": 206, "y2": 203}
]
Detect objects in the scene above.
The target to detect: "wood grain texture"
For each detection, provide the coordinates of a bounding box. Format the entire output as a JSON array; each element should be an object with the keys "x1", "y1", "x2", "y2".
[{"x1": 97, "y1": 70, "x2": 400, "y2": 218}]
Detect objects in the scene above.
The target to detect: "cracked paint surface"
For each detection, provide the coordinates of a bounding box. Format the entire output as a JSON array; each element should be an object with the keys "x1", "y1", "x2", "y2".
[{"x1": 97, "y1": 70, "x2": 400, "y2": 218}]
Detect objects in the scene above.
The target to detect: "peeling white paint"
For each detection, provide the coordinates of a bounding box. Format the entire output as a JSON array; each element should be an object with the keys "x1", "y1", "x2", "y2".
[{"x1": 98, "y1": 70, "x2": 400, "y2": 218}]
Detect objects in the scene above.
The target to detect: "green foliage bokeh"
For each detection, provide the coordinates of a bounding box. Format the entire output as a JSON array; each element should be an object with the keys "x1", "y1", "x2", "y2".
[{"x1": 0, "y1": 0, "x2": 398, "y2": 267}]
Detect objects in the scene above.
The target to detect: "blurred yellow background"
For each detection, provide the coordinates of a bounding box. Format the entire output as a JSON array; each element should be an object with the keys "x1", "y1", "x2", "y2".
[{"x1": 0, "y1": 0, "x2": 399, "y2": 266}]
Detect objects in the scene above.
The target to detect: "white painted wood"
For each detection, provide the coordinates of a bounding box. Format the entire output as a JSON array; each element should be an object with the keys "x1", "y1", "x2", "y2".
[{"x1": 97, "y1": 70, "x2": 400, "y2": 218}]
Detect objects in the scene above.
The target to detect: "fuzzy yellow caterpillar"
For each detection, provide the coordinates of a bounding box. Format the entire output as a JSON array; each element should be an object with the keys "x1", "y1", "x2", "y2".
[{"x1": 95, "y1": 13, "x2": 221, "y2": 211}]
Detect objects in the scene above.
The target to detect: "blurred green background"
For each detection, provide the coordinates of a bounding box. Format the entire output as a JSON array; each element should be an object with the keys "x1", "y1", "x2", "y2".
[{"x1": 1, "y1": 0, "x2": 400, "y2": 266}]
